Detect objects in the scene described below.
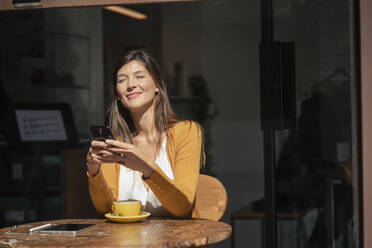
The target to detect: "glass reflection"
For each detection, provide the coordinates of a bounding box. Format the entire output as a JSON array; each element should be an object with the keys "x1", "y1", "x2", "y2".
[
  {"x1": 272, "y1": 0, "x2": 357, "y2": 247},
  {"x1": 0, "y1": 1, "x2": 360, "y2": 248}
]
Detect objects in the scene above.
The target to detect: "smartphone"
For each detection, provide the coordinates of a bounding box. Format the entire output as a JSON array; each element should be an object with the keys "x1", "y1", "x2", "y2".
[
  {"x1": 40, "y1": 223, "x2": 95, "y2": 234},
  {"x1": 90, "y1": 125, "x2": 114, "y2": 141}
]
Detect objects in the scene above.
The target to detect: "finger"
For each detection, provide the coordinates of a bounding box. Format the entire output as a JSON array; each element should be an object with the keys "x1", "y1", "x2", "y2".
[
  {"x1": 87, "y1": 148, "x2": 98, "y2": 160},
  {"x1": 106, "y1": 147, "x2": 131, "y2": 155},
  {"x1": 97, "y1": 149, "x2": 116, "y2": 157},
  {"x1": 87, "y1": 147, "x2": 93, "y2": 157},
  {"x1": 91, "y1": 143, "x2": 112, "y2": 154},
  {"x1": 90, "y1": 154, "x2": 116, "y2": 164},
  {"x1": 89, "y1": 153, "x2": 102, "y2": 161},
  {"x1": 99, "y1": 158, "x2": 118, "y2": 163},
  {"x1": 87, "y1": 154, "x2": 101, "y2": 164},
  {"x1": 104, "y1": 139, "x2": 132, "y2": 149},
  {"x1": 91, "y1": 140, "x2": 107, "y2": 149},
  {"x1": 91, "y1": 147, "x2": 102, "y2": 154},
  {"x1": 101, "y1": 152, "x2": 127, "y2": 161},
  {"x1": 99, "y1": 153, "x2": 127, "y2": 163}
]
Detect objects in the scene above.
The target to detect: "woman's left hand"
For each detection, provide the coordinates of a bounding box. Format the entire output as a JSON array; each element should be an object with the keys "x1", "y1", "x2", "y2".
[{"x1": 103, "y1": 139, "x2": 155, "y2": 178}]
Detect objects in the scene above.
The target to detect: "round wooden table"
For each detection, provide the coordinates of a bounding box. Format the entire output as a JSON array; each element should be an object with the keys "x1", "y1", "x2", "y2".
[{"x1": 0, "y1": 218, "x2": 231, "y2": 247}]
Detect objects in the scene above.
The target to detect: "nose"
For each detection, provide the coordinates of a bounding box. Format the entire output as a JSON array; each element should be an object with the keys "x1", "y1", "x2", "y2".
[{"x1": 126, "y1": 77, "x2": 137, "y2": 91}]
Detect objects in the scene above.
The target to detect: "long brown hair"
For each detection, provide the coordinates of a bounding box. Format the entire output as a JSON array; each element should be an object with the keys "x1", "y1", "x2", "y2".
[{"x1": 108, "y1": 49, "x2": 178, "y2": 154}]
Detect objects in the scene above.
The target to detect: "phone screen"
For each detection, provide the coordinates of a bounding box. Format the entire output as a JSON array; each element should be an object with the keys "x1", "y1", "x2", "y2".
[{"x1": 40, "y1": 224, "x2": 95, "y2": 234}]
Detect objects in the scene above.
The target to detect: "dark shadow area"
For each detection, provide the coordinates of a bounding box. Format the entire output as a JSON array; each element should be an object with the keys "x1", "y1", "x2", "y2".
[{"x1": 252, "y1": 69, "x2": 354, "y2": 247}]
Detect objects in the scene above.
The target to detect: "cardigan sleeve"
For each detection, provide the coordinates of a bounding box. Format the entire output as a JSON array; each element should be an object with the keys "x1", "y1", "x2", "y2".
[
  {"x1": 144, "y1": 121, "x2": 202, "y2": 217},
  {"x1": 87, "y1": 163, "x2": 119, "y2": 214}
]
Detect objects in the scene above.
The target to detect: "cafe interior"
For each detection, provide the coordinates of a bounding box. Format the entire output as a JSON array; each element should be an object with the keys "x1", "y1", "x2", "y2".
[{"x1": 0, "y1": 0, "x2": 370, "y2": 247}]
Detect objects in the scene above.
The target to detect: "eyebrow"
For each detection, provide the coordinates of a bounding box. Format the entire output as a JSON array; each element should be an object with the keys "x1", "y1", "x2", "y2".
[{"x1": 117, "y1": 70, "x2": 146, "y2": 77}]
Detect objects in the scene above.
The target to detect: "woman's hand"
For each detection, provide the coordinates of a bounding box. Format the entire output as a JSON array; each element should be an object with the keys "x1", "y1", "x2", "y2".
[
  {"x1": 86, "y1": 139, "x2": 116, "y2": 177},
  {"x1": 103, "y1": 139, "x2": 155, "y2": 179}
]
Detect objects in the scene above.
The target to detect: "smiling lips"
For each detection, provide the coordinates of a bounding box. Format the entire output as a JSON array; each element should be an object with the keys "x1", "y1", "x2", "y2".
[{"x1": 126, "y1": 92, "x2": 142, "y2": 99}]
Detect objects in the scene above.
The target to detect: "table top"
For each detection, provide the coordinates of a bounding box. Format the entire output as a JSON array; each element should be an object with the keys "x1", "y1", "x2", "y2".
[{"x1": 0, "y1": 218, "x2": 231, "y2": 247}]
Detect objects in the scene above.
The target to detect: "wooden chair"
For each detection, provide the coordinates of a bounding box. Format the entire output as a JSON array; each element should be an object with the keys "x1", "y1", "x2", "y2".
[{"x1": 193, "y1": 174, "x2": 227, "y2": 221}]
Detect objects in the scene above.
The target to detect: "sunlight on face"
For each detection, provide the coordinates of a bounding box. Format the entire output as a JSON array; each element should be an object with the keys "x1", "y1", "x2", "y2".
[{"x1": 116, "y1": 60, "x2": 159, "y2": 113}]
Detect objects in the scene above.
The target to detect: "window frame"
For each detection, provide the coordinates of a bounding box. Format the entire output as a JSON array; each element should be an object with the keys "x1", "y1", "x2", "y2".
[{"x1": 0, "y1": 0, "x2": 199, "y2": 11}]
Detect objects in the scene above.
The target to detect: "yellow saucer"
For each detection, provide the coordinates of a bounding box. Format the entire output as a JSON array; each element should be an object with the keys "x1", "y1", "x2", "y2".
[{"x1": 105, "y1": 212, "x2": 151, "y2": 223}]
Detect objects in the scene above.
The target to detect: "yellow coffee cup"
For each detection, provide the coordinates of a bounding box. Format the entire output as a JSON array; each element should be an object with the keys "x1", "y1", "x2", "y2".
[{"x1": 111, "y1": 200, "x2": 141, "y2": 217}]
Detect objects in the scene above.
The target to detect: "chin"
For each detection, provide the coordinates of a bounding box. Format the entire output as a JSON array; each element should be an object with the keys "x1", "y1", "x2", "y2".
[
  {"x1": 122, "y1": 96, "x2": 155, "y2": 111},
  {"x1": 125, "y1": 102, "x2": 154, "y2": 113}
]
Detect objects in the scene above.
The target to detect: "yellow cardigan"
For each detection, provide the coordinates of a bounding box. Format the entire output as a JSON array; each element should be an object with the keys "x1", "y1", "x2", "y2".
[{"x1": 87, "y1": 120, "x2": 202, "y2": 218}]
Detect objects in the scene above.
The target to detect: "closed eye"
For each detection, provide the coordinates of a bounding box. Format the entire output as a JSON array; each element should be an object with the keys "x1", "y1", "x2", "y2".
[{"x1": 118, "y1": 78, "x2": 127, "y2": 83}]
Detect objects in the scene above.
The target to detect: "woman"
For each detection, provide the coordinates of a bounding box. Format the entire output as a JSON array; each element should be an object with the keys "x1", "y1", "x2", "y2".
[{"x1": 86, "y1": 49, "x2": 203, "y2": 218}]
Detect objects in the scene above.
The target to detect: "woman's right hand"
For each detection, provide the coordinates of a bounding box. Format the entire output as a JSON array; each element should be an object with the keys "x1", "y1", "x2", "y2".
[{"x1": 86, "y1": 139, "x2": 112, "y2": 177}]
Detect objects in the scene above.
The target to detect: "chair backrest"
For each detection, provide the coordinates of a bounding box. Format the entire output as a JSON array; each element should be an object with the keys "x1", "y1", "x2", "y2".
[{"x1": 192, "y1": 174, "x2": 227, "y2": 221}]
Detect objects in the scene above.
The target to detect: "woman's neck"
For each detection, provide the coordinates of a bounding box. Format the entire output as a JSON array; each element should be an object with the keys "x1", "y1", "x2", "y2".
[{"x1": 130, "y1": 104, "x2": 157, "y2": 141}]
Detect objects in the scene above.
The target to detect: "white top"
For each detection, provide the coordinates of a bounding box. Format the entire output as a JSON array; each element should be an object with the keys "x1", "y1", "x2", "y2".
[{"x1": 118, "y1": 138, "x2": 174, "y2": 216}]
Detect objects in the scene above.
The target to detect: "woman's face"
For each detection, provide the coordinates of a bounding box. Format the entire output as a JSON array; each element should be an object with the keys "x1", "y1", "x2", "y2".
[{"x1": 116, "y1": 60, "x2": 159, "y2": 113}]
